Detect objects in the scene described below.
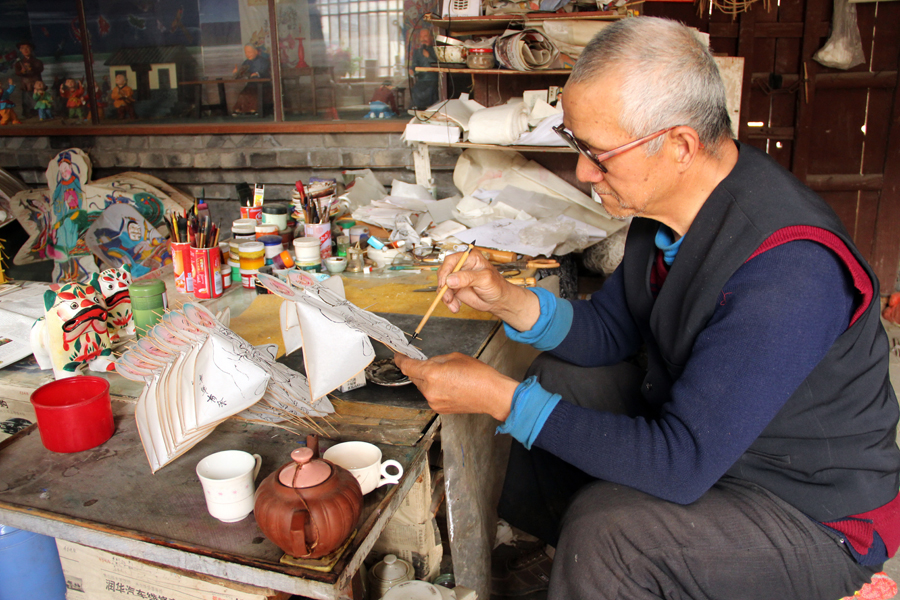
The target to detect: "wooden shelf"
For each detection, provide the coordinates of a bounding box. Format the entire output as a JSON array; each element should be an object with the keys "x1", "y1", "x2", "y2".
[
  {"x1": 424, "y1": 11, "x2": 623, "y2": 33},
  {"x1": 415, "y1": 141, "x2": 577, "y2": 153},
  {"x1": 416, "y1": 67, "x2": 572, "y2": 75}
]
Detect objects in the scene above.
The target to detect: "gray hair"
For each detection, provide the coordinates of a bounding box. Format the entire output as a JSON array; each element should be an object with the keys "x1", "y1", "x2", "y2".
[{"x1": 569, "y1": 17, "x2": 733, "y2": 154}]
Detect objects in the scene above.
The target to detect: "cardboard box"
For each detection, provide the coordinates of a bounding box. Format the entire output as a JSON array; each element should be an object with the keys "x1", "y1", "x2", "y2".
[{"x1": 56, "y1": 540, "x2": 288, "y2": 600}]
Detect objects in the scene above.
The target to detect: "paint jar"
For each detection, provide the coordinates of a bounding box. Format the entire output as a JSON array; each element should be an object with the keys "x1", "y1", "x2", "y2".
[
  {"x1": 304, "y1": 222, "x2": 332, "y2": 259},
  {"x1": 232, "y1": 218, "x2": 257, "y2": 241},
  {"x1": 293, "y1": 237, "x2": 322, "y2": 272},
  {"x1": 256, "y1": 266, "x2": 273, "y2": 294},
  {"x1": 259, "y1": 235, "x2": 284, "y2": 265},
  {"x1": 130, "y1": 279, "x2": 168, "y2": 339},
  {"x1": 336, "y1": 235, "x2": 350, "y2": 257},
  {"x1": 272, "y1": 250, "x2": 295, "y2": 270},
  {"x1": 190, "y1": 245, "x2": 223, "y2": 300},
  {"x1": 467, "y1": 47, "x2": 495, "y2": 69},
  {"x1": 262, "y1": 204, "x2": 289, "y2": 231},
  {"x1": 255, "y1": 223, "x2": 279, "y2": 239},
  {"x1": 240, "y1": 205, "x2": 262, "y2": 223},
  {"x1": 349, "y1": 226, "x2": 368, "y2": 244},
  {"x1": 221, "y1": 264, "x2": 232, "y2": 289},
  {"x1": 219, "y1": 241, "x2": 230, "y2": 263},
  {"x1": 239, "y1": 241, "x2": 265, "y2": 289},
  {"x1": 170, "y1": 240, "x2": 193, "y2": 293},
  {"x1": 228, "y1": 240, "x2": 242, "y2": 282},
  {"x1": 279, "y1": 227, "x2": 294, "y2": 249}
]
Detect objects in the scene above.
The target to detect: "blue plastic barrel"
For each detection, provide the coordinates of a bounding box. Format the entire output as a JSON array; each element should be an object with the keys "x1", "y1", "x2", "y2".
[{"x1": 0, "y1": 524, "x2": 67, "y2": 600}]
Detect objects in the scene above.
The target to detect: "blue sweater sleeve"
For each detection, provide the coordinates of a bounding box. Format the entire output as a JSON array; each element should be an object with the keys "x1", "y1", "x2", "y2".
[
  {"x1": 530, "y1": 241, "x2": 856, "y2": 504},
  {"x1": 503, "y1": 288, "x2": 573, "y2": 351}
]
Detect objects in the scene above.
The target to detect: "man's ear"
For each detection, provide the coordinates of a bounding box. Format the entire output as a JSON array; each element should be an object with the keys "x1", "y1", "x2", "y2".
[{"x1": 669, "y1": 126, "x2": 701, "y2": 172}]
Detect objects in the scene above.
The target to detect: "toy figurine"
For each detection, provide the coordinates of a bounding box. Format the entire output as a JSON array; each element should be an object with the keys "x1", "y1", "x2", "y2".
[
  {"x1": 365, "y1": 81, "x2": 398, "y2": 119},
  {"x1": 14, "y1": 41, "x2": 43, "y2": 118},
  {"x1": 32, "y1": 80, "x2": 53, "y2": 120},
  {"x1": 30, "y1": 275, "x2": 114, "y2": 379},
  {"x1": 98, "y1": 264, "x2": 134, "y2": 342},
  {"x1": 0, "y1": 79, "x2": 21, "y2": 125},
  {"x1": 408, "y1": 29, "x2": 439, "y2": 110},
  {"x1": 231, "y1": 44, "x2": 271, "y2": 116},
  {"x1": 110, "y1": 74, "x2": 135, "y2": 119},
  {"x1": 60, "y1": 78, "x2": 87, "y2": 121}
]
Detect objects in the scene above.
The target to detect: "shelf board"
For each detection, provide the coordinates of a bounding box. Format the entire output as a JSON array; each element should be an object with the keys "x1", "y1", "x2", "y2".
[
  {"x1": 416, "y1": 141, "x2": 577, "y2": 153},
  {"x1": 425, "y1": 11, "x2": 623, "y2": 33},
  {"x1": 416, "y1": 67, "x2": 572, "y2": 75}
]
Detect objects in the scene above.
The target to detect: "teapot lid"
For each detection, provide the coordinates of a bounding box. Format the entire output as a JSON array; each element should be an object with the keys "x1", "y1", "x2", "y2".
[{"x1": 278, "y1": 447, "x2": 333, "y2": 488}]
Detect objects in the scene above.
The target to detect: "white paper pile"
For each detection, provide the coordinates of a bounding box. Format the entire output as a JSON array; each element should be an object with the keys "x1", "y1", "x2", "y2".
[{"x1": 116, "y1": 303, "x2": 332, "y2": 473}]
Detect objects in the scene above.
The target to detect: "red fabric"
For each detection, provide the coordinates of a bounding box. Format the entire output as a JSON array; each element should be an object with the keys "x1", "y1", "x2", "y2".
[
  {"x1": 746, "y1": 226, "x2": 873, "y2": 327},
  {"x1": 824, "y1": 492, "x2": 900, "y2": 559}
]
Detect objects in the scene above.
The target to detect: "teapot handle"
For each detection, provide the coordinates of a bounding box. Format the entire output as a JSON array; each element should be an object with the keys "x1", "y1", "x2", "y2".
[{"x1": 290, "y1": 509, "x2": 310, "y2": 556}]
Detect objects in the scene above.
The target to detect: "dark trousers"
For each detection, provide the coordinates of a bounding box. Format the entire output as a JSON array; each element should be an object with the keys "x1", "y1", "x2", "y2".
[{"x1": 497, "y1": 353, "x2": 877, "y2": 600}]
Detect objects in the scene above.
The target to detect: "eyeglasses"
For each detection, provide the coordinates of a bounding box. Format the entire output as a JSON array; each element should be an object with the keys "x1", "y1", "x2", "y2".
[{"x1": 552, "y1": 124, "x2": 678, "y2": 173}]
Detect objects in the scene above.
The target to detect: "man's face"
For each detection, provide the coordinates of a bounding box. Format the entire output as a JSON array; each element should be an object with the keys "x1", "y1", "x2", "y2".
[
  {"x1": 418, "y1": 29, "x2": 433, "y2": 47},
  {"x1": 127, "y1": 222, "x2": 141, "y2": 241},
  {"x1": 244, "y1": 45, "x2": 258, "y2": 61},
  {"x1": 19, "y1": 45, "x2": 32, "y2": 58},
  {"x1": 562, "y1": 78, "x2": 668, "y2": 222},
  {"x1": 65, "y1": 79, "x2": 75, "y2": 89},
  {"x1": 115, "y1": 74, "x2": 126, "y2": 87}
]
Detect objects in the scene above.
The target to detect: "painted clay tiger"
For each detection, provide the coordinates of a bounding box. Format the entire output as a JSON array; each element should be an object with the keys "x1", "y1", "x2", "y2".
[
  {"x1": 31, "y1": 274, "x2": 113, "y2": 378},
  {"x1": 98, "y1": 264, "x2": 134, "y2": 341}
]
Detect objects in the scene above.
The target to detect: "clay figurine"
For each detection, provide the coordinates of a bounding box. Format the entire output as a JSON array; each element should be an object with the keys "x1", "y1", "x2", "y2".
[
  {"x1": 31, "y1": 274, "x2": 114, "y2": 379},
  {"x1": 231, "y1": 44, "x2": 271, "y2": 116},
  {"x1": 408, "y1": 29, "x2": 439, "y2": 110},
  {"x1": 365, "y1": 81, "x2": 398, "y2": 119},
  {"x1": 14, "y1": 41, "x2": 43, "y2": 118},
  {"x1": 60, "y1": 78, "x2": 87, "y2": 121},
  {"x1": 98, "y1": 264, "x2": 135, "y2": 342},
  {"x1": 32, "y1": 80, "x2": 53, "y2": 120},
  {"x1": 110, "y1": 74, "x2": 135, "y2": 120},
  {"x1": 0, "y1": 79, "x2": 21, "y2": 125}
]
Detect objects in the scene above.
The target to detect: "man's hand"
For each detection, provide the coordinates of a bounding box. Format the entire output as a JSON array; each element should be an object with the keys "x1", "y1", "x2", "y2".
[
  {"x1": 394, "y1": 352, "x2": 518, "y2": 422},
  {"x1": 437, "y1": 249, "x2": 541, "y2": 332}
]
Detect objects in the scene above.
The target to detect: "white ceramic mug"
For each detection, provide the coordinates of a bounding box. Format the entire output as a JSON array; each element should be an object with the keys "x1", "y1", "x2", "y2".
[
  {"x1": 196, "y1": 450, "x2": 262, "y2": 523},
  {"x1": 323, "y1": 441, "x2": 403, "y2": 495}
]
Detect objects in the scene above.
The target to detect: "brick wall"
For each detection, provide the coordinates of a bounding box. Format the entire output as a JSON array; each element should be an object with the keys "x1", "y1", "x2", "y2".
[{"x1": 0, "y1": 132, "x2": 462, "y2": 206}]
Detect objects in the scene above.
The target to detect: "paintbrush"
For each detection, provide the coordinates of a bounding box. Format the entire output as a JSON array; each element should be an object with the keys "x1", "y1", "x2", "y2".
[{"x1": 411, "y1": 243, "x2": 474, "y2": 340}]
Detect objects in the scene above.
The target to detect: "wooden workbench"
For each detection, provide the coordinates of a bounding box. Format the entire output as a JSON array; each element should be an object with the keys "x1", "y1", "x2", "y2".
[{"x1": 0, "y1": 271, "x2": 535, "y2": 599}]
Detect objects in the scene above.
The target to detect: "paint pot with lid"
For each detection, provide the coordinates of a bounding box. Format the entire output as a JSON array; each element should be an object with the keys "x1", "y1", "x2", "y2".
[
  {"x1": 262, "y1": 203, "x2": 289, "y2": 231},
  {"x1": 293, "y1": 237, "x2": 322, "y2": 271},
  {"x1": 259, "y1": 235, "x2": 284, "y2": 265},
  {"x1": 232, "y1": 218, "x2": 257, "y2": 241}
]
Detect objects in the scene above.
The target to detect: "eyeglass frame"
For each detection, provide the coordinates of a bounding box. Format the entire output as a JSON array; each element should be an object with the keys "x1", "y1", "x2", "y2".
[{"x1": 552, "y1": 124, "x2": 678, "y2": 174}]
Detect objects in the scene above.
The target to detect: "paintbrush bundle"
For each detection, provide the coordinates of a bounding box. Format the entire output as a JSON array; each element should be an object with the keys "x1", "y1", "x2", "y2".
[
  {"x1": 115, "y1": 302, "x2": 334, "y2": 473},
  {"x1": 291, "y1": 178, "x2": 339, "y2": 225}
]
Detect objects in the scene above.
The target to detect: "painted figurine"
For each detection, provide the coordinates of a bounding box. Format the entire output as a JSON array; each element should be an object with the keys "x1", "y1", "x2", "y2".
[
  {"x1": 14, "y1": 41, "x2": 43, "y2": 118},
  {"x1": 0, "y1": 79, "x2": 21, "y2": 125},
  {"x1": 60, "y1": 78, "x2": 87, "y2": 121},
  {"x1": 98, "y1": 264, "x2": 134, "y2": 341},
  {"x1": 30, "y1": 275, "x2": 114, "y2": 379},
  {"x1": 232, "y1": 44, "x2": 271, "y2": 116},
  {"x1": 365, "y1": 81, "x2": 398, "y2": 118},
  {"x1": 32, "y1": 80, "x2": 53, "y2": 120},
  {"x1": 408, "y1": 29, "x2": 439, "y2": 110},
  {"x1": 110, "y1": 74, "x2": 135, "y2": 119}
]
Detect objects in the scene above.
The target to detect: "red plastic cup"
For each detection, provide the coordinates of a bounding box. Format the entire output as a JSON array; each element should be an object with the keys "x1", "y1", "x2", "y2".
[{"x1": 30, "y1": 377, "x2": 114, "y2": 453}]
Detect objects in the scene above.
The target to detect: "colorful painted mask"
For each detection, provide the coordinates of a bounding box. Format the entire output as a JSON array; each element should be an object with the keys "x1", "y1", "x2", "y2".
[{"x1": 98, "y1": 264, "x2": 134, "y2": 341}]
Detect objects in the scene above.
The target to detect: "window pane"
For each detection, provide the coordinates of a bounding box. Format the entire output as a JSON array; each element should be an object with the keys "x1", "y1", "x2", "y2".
[{"x1": 278, "y1": 0, "x2": 409, "y2": 121}]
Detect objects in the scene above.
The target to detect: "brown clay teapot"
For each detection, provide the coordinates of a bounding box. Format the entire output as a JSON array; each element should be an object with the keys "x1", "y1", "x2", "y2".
[{"x1": 254, "y1": 437, "x2": 363, "y2": 559}]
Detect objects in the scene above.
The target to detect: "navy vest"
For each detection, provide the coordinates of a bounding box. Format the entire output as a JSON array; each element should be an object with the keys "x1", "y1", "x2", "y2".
[{"x1": 622, "y1": 142, "x2": 900, "y2": 521}]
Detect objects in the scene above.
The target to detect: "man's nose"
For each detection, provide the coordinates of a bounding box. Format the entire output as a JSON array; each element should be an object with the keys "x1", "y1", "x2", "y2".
[{"x1": 575, "y1": 154, "x2": 605, "y2": 184}]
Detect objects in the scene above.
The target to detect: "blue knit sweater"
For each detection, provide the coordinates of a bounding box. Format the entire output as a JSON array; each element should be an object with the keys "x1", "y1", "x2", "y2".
[{"x1": 501, "y1": 238, "x2": 855, "y2": 506}]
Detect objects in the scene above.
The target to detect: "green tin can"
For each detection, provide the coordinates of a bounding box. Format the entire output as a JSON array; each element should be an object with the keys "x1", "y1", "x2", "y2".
[{"x1": 129, "y1": 279, "x2": 168, "y2": 339}]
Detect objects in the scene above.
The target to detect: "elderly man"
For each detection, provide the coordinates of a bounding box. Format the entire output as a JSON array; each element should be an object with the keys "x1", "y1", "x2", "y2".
[{"x1": 395, "y1": 16, "x2": 900, "y2": 600}]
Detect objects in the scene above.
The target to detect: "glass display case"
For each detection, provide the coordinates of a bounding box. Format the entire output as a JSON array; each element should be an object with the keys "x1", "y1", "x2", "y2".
[{"x1": 0, "y1": 0, "x2": 419, "y2": 131}]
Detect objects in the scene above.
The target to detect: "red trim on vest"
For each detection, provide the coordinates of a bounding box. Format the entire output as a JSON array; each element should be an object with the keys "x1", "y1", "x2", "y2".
[
  {"x1": 824, "y1": 492, "x2": 900, "y2": 559},
  {"x1": 746, "y1": 226, "x2": 873, "y2": 327}
]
